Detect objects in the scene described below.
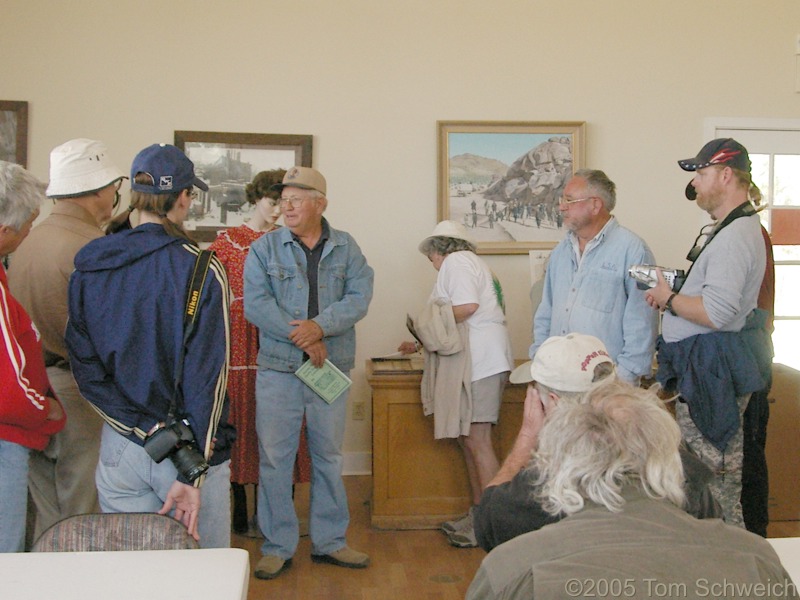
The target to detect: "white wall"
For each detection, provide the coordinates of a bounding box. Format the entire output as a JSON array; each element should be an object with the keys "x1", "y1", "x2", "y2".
[{"x1": 3, "y1": 0, "x2": 799, "y2": 466}]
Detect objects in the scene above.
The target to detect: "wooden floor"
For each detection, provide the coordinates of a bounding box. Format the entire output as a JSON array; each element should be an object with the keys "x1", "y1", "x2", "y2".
[
  {"x1": 233, "y1": 476, "x2": 484, "y2": 600},
  {"x1": 233, "y1": 476, "x2": 800, "y2": 600}
]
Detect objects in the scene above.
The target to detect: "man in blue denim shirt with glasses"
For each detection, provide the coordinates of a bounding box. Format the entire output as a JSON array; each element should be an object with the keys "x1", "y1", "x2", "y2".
[
  {"x1": 531, "y1": 169, "x2": 657, "y2": 384},
  {"x1": 244, "y1": 166, "x2": 374, "y2": 580}
]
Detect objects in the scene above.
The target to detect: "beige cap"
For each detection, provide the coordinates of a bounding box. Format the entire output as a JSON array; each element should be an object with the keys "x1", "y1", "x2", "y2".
[
  {"x1": 46, "y1": 138, "x2": 125, "y2": 198},
  {"x1": 418, "y1": 220, "x2": 473, "y2": 253},
  {"x1": 271, "y1": 166, "x2": 326, "y2": 195},
  {"x1": 510, "y1": 333, "x2": 614, "y2": 392}
]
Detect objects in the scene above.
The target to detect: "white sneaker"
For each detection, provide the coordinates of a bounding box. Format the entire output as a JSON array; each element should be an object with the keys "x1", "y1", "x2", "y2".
[
  {"x1": 440, "y1": 506, "x2": 474, "y2": 534},
  {"x1": 447, "y1": 521, "x2": 478, "y2": 548}
]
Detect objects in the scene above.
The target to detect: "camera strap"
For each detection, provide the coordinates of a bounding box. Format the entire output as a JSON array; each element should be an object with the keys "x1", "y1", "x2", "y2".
[
  {"x1": 169, "y1": 249, "x2": 214, "y2": 420},
  {"x1": 684, "y1": 201, "x2": 756, "y2": 279}
]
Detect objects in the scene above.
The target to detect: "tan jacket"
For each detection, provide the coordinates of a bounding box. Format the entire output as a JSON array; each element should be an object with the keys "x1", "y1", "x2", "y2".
[
  {"x1": 415, "y1": 298, "x2": 472, "y2": 439},
  {"x1": 8, "y1": 202, "x2": 103, "y2": 360}
]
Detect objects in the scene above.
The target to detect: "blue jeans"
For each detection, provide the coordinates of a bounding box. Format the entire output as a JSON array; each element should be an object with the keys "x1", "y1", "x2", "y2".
[
  {"x1": 256, "y1": 369, "x2": 350, "y2": 558},
  {"x1": 0, "y1": 440, "x2": 29, "y2": 552},
  {"x1": 95, "y1": 424, "x2": 230, "y2": 548}
]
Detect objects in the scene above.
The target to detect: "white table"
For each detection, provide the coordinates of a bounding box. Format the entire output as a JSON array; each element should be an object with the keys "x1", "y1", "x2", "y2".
[
  {"x1": 768, "y1": 537, "x2": 800, "y2": 585},
  {"x1": 0, "y1": 548, "x2": 250, "y2": 600}
]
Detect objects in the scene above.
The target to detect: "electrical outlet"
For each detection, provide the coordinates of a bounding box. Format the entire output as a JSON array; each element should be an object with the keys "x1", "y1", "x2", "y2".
[
  {"x1": 352, "y1": 401, "x2": 366, "y2": 420},
  {"x1": 796, "y1": 33, "x2": 800, "y2": 54}
]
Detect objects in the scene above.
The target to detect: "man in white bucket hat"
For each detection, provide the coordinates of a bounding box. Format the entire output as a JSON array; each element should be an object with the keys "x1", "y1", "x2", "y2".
[{"x1": 8, "y1": 138, "x2": 125, "y2": 542}]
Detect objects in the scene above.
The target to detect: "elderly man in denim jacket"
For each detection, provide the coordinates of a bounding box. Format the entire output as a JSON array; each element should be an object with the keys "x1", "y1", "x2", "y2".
[{"x1": 244, "y1": 166, "x2": 374, "y2": 580}]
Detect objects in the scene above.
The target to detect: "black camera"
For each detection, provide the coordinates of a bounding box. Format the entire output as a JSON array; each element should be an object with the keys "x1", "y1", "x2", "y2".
[{"x1": 144, "y1": 419, "x2": 209, "y2": 483}]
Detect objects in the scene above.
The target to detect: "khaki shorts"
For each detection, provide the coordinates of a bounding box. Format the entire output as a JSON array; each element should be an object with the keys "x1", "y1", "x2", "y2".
[{"x1": 468, "y1": 371, "x2": 508, "y2": 424}]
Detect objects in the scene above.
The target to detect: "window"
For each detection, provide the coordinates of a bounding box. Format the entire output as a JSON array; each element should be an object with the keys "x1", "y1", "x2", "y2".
[
  {"x1": 713, "y1": 121, "x2": 800, "y2": 370},
  {"x1": 751, "y1": 153, "x2": 800, "y2": 370}
]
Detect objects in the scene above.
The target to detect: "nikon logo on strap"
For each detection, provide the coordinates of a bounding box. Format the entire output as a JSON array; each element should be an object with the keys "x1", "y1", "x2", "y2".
[{"x1": 187, "y1": 290, "x2": 200, "y2": 317}]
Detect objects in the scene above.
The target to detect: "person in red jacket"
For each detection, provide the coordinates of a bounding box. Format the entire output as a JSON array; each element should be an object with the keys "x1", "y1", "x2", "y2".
[{"x1": 0, "y1": 161, "x2": 66, "y2": 552}]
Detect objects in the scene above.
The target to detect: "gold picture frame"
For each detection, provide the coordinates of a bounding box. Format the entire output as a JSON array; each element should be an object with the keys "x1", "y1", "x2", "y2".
[{"x1": 437, "y1": 120, "x2": 585, "y2": 254}]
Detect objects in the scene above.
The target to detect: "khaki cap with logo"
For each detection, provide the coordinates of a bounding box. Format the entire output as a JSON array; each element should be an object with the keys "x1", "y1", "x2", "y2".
[{"x1": 271, "y1": 166, "x2": 326, "y2": 195}]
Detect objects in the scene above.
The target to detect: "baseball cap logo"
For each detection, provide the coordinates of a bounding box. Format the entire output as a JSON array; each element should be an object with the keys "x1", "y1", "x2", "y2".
[
  {"x1": 159, "y1": 176, "x2": 173, "y2": 190},
  {"x1": 581, "y1": 349, "x2": 610, "y2": 371},
  {"x1": 709, "y1": 149, "x2": 741, "y2": 165},
  {"x1": 286, "y1": 167, "x2": 300, "y2": 180}
]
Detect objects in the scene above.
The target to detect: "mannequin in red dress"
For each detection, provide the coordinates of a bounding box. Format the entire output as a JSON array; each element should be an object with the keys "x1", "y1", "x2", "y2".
[{"x1": 209, "y1": 170, "x2": 312, "y2": 536}]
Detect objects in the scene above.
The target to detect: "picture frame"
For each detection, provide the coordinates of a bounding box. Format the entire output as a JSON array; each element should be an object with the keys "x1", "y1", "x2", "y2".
[
  {"x1": 0, "y1": 100, "x2": 29, "y2": 167},
  {"x1": 437, "y1": 120, "x2": 585, "y2": 254},
  {"x1": 174, "y1": 130, "x2": 312, "y2": 242}
]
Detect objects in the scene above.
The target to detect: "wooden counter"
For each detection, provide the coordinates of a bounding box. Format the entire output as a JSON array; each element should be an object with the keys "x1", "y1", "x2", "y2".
[{"x1": 367, "y1": 359, "x2": 526, "y2": 529}]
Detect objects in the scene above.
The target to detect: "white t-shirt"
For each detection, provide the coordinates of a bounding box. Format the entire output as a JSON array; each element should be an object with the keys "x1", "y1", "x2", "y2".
[{"x1": 432, "y1": 251, "x2": 513, "y2": 381}]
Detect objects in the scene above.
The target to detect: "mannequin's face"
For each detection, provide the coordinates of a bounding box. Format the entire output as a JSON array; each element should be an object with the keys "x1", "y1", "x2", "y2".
[{"x1": 256, "y1": 196, "x2": 281, "y2": 225}]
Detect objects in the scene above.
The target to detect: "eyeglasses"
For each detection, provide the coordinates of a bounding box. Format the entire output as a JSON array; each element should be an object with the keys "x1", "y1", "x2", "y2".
[
  {"x1": 558, "y1": 195, "x2": 597, "y2": 206},
  {"x1": 279, "y1": 196, "x2": 310, "y2": 209},
  {"x1": 686, "y1": 223, "x2": 716, "y2": 262},
  {"x1": 189, "y1": 189, "x2": 198, "y2": 200},
  {"x1": 113, "y1": 179, "x2": 124, "y2": 209}
]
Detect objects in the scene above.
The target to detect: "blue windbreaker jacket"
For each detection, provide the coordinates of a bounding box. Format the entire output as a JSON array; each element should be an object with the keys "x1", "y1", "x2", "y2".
[{"x1": 65, "y1": 223, "x2": 230, "y2": 476}]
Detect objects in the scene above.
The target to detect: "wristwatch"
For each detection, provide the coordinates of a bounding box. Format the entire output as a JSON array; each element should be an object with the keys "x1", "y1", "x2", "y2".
[{"x1": 665, "y1": 293, "x2": 678, "y2": 316}]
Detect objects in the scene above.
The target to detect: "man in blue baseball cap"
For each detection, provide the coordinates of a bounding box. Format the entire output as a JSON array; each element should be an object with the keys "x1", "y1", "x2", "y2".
[{"x1": 66, "y1": 143, "x2": 232, "y2": 548}]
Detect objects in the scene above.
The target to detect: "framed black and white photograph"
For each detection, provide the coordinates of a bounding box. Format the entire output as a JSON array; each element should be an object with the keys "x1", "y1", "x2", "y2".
[
  {"x1": 438, "y1": 120, "x2": 585, "y2": 254},
  {"x1": 0, "y1": 100, "x2": 29, "y2": 167},
  {"x1": 174, "y1": 130, "x2": 312, "y2": 241}
]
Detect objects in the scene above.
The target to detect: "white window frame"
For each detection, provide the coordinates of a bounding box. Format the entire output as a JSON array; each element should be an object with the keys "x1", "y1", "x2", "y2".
[{"x1": 703, "y1": 118, "x2": 800, "y2": 368}]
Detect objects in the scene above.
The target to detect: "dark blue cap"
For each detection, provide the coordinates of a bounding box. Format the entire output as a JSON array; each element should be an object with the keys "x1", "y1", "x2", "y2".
[
  {"x1": 678, "y1": 138, "x2": 751, "y2": 173},
  {"x1": 130, "y1": 144, "x2": 208, "y2": 194}
]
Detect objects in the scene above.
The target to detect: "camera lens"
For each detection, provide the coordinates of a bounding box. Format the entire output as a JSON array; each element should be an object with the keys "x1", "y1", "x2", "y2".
[{"x1": 171, "y1": 444, "x2": 209, "y2": 482}]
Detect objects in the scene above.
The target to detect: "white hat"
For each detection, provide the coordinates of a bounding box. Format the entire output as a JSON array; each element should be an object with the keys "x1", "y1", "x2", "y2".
[
  {"x1": 46, "y1": 138, "x2": 125, "y2": 198},
  {"x1": 418, "y1": 220, "x2": 473, "y2": 253},
  {"x1": 509, "y1": 333, "x2": 614, "y2": 392}
]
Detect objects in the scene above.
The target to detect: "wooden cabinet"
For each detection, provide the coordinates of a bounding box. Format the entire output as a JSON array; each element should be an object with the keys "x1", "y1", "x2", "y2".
[
  {"x1": 367, "y1": 360, "x2": 526, "y2": 529},
  {"x1": 766, "y1": 363, "x2": 800, "y2": 521}
]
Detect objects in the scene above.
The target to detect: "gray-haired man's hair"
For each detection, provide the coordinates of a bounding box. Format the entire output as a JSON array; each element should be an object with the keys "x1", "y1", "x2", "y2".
[
  {"x1": 532, "y1": 380, "x2": 685, "y2": 517},
  {"x1": 0, "y1": 161, "x2": 46, "y2": 230},
  {"x1": 573, "y1": 168, "x2": 616, "y2": 212}
]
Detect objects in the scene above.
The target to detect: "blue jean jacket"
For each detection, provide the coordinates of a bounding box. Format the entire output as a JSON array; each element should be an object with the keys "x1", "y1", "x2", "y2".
[
  {"x1": 656, "y1": 309, "x2": 771, "y2": 452},
  {"x1": 243, "y1": 219, "x2": 374, "y2": 372}
]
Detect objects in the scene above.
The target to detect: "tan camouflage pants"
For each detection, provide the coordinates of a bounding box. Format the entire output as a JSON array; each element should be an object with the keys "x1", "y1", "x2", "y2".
[{"x1": 675, "y1": 393, "x2": 751, "y2": 528}]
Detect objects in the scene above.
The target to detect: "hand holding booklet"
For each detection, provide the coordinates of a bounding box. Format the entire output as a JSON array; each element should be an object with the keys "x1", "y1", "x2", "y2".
[{"x1": 295, "y1": 358, "x2": 352, "y2": 404}]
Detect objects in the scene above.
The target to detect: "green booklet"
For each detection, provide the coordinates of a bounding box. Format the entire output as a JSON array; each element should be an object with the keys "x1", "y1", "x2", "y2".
[{"x1": 295, "y1": 358, "x2": 352, "y2": 404}]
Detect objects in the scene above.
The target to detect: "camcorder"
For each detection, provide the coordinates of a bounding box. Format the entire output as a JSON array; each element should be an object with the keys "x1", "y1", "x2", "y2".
[
  {"x1": 144, "y1": 418, "x2": 209, "y2": 483},
  {"x1": 628, "y1": 265, "x2": 686, "y2": 292}
]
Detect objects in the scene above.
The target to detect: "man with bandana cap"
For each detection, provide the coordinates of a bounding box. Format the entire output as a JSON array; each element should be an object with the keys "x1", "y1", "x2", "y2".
[{"x1": 645, "y1": 138, "x2": 770, "y2": 529}]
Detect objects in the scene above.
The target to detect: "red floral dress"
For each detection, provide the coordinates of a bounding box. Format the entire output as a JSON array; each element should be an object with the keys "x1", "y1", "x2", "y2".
[{"x1": 209, "y1": 225, "x2": 312, "y2": 484}]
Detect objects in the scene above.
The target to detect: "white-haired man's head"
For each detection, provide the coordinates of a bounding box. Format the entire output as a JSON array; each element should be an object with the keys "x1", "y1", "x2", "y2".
[{"x1": 532, "y1": 380, "x2": 686, "y2": 517}]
